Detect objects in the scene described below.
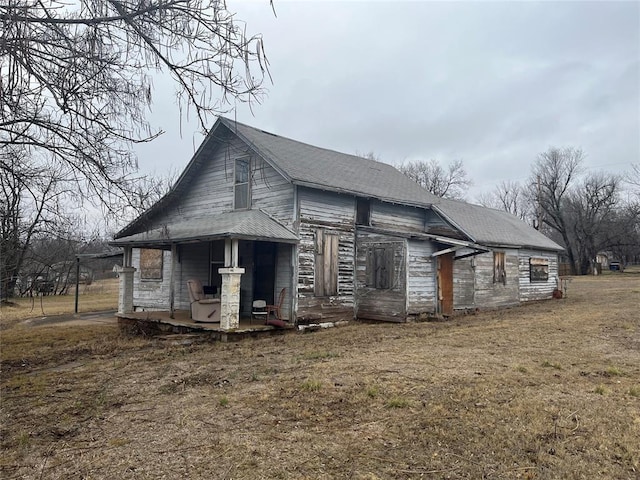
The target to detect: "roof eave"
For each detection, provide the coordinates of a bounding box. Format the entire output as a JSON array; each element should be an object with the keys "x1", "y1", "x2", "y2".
[{"x1": 292, "y1": 180, "x2": 433, "y2": 210}]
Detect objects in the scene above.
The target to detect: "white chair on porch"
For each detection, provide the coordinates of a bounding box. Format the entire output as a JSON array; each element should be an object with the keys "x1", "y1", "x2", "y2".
[
  {"x1": 251, "y1": 300, "x2": 268, "y2": 324},
  {"x1": 187, "y1": 279, "x2": 221, "y2": 323}
]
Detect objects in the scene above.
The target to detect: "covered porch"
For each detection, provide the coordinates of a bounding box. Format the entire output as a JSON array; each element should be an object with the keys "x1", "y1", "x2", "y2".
[{"x1": 111, "y1": 210, "x2": 299, "y2": 332}]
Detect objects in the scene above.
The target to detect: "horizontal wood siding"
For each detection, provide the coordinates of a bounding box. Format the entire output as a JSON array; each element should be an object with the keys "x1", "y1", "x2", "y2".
[
  {"x1": 132, "y1": 248, "x2": 171, "y2": 310},
  {"x1": 453, "y1": 249, "x2": 475, "y2": 309},
  {"x1": 370, "y1": 201, "x2": 425, "y2": 233},
  {"x1": 144, "y1": 136, "x2": 294, "y2": 230},
  {"x1": 297, "y1": 189, "x2": 354, "y2": 322},
  {"x1": 356, "y1": 231, "x2": 407, "y2": 322},
  {"x1": 407, "y1": 240, "x2": 436, "y2": 314},
  {"x1": 473, "y1": 250, "x2": 520, "y2": 308},
  {"x1": 519, "y1": 250, "x2": 559, "y2": 302},
  {"x1": 251, "y1": 156, "x2": 295, "y2": 228}
]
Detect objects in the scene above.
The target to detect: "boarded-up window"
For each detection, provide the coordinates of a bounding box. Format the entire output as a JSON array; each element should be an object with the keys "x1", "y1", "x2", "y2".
[
  {"x1": 530, "y1": 257, "x2": 549, "y2": 282},
  {"x1": 234, "y1": 157, "x2": 250, "y2": 209},
  {"x1": 366, "y1": 245, "x2": 394, "y2": 289},
  {"x1": 140, "y1": 249, "x2": 163, "y2": 280},
  {"x1": 493, "y1": 251, "x2": 506, "y2": 285},
  {"x1": 314, "y1": 229, "x2": 338, "y2": 296}
]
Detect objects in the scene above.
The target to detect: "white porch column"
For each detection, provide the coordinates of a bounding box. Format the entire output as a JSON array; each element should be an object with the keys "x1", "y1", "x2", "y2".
[
  {"x1": 118, "y1": 267, "x2": 136, "y2": 314},
  {"x1": 218, "y1": 267, "x2": 245, "y2": 330}
]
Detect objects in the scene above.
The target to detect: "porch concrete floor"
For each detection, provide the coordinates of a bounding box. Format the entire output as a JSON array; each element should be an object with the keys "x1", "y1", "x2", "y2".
[{"x1": 116, "y1": 309, "x2": 290, "y2": 334}]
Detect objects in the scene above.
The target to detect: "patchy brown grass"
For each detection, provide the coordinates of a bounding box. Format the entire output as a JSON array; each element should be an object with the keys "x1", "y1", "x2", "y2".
[
  {"x1": 1, "y1": 272, "x2": 639, "y2": 479},
  {"x1": 0, "y1": 278, "x2": 118, "y2": 327}
]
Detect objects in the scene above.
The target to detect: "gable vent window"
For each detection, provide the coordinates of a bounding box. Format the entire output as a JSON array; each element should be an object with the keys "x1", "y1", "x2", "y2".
[
  {"x1": 493, "y1": 251, "x2": 506, "y2": 285},
  {"x1": 234, "y1": 157, "x2": 250, "y2": 209}
]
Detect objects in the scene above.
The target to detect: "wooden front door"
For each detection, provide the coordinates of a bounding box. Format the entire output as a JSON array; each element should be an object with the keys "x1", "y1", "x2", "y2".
[{"x1": 437, "y1": 253, "x2": 454, "y2": 315}]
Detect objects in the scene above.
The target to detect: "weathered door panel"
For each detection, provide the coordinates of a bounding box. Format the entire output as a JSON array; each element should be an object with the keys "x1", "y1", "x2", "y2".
[{"x1": 438, "y1": 253, "x2": 454, "y2": 315}]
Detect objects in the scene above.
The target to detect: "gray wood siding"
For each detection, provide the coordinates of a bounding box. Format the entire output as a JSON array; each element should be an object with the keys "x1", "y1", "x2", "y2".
[
  {"x1": 453, "y1": 249, "x2": 475, "y2": 309},
  {"x1": 518, "y1": 250, "x2": 559, "y2": 302},
  {"x1": 132, "y1": 248, "x2": 172, "y2": 310},
  {"x1": 297, "y1": 189, "x2": 355, "y2": 322},
  {"x1": 144, "y1": 136, "x2": 294, "y2": 231},
  {"x1": 370, "y1": 201, "x2": 425, "y2": 233},
  {"x1": 356, "y1": 231, "x2": 407, "y2": 322},
  {"x1": 407, "y1": 240, "x2": 436, "y2": 314},
  {"x1": 473, "y1": 250, "x2": 520, "y2": 308}
]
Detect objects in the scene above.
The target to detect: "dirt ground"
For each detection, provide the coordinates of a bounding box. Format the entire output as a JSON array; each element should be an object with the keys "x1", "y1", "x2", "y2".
[{"x1": 1, "y1": 272, "x2": 638, "y2": 479}]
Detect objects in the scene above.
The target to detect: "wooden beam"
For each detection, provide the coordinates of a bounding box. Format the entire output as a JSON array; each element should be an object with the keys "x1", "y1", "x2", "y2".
[{"x1": 169, "y1": 244, "x2": 176, "y2": 319}]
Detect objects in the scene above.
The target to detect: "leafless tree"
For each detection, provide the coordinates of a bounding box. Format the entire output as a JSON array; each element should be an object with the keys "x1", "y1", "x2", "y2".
[
  {"x1": 1, "y1": 0, "x2": 270, "y2": 206},
  {"x1": 477, "y1": 180, "x2": 533, "y2": 222},
  {"x1": 397, "y1": 159, "x2": 472, "y2": 200},
  {"x1": 530, "y1": 147, "x2": 635, "y2": 274},
  {"x1": 1, "y1": 1, "x2": 269, "y2": 299},
  {"x1": 0, "y1": 147, "x2": 78, "y2": 300}
]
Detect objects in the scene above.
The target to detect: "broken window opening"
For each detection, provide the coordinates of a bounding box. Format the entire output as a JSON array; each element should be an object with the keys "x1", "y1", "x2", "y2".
[
  {"x1": 529, "y1": 257, "x2": 549, "y2": 282},
  {"x1": 356, "y1": 198, "x2": 371, "y2": 226},
  {"x1": 493, "y1": 251, "x2": 506, "y2": 285}
]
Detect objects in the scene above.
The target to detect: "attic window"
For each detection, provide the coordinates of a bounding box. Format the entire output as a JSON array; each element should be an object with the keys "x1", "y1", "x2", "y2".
[
  {"x1": 234, "y1": 157, "x2": 250, "y2": 209},
  {"x1": 356, "y1": 198, "x2": 371, "y2": 226},
  {"x1": 530, "y1": 258, "x2": 549, "y2": 282},
  {"x1": 493, "y1": 251, "x2": 506, "y2": 285}
]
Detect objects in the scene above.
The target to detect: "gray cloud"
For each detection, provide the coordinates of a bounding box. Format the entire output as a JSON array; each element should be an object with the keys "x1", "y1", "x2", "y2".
[{"x1": 136, "y1": 1, "x2": 640, "y2": 201}]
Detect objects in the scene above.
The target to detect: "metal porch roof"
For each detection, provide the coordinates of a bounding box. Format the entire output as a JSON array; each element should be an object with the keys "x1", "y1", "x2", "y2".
[{"x1": 110, "y1": 210, "x2": 298, "y2": 247}]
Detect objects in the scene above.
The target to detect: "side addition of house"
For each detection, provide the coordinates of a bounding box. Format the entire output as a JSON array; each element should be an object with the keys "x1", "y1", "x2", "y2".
[{"x1": 111, "y1": 117, "x2": 564, "y2": 330}]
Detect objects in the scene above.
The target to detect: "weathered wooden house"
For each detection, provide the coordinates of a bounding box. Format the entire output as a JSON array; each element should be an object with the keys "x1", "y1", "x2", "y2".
[{"x1": 112, "y1": 117, "x2": 563, "y2": 329}]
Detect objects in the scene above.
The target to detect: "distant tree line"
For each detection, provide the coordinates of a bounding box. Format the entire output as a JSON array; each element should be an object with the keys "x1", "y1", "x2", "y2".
[{"x1": 476, "y1": 148, "x2": 640, "y2": 275}]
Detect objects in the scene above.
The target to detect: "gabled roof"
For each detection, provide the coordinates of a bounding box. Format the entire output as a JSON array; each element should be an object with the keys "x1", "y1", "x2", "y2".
[
  {"x1": 112, "y1": 209, "x2": 298, "y2": 247},
  {"x1": 115, "y1": 117, "x2": 562, "y2": 252},
  {"x1": 218, "y1": 117, "x2": 441, "y2": 208},
  {"x1": 433, "y1": 198, "x2": 563, "y2": 251}
]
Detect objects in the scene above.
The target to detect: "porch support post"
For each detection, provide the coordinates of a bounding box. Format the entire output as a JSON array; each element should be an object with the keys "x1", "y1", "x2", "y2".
[
  {"x1": 218, "y1": 266, "x2": 244, "y2": 330},
  {"x1": 118, "y1": 247, "x2": 136, "y2": 314},
  {"x1": 169, "y1": 244, "x2": 176, "y2": 319}
]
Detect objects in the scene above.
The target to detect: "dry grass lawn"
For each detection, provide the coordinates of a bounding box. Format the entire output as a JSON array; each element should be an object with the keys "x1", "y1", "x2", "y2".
[
  {"x1": 1, "y1": 272, "x2": 638, "y2": 479},
  {"x1": 0, "y1": 278, "x2": 118, "y2": 327}
]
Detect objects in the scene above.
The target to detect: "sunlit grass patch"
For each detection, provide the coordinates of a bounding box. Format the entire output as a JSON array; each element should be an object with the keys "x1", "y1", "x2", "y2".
[{"x1": 301, "y1": 379, "x2": 322, "y2": 392}]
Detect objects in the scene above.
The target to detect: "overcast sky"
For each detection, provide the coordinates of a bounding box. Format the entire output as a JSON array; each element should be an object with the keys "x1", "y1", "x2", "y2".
[{"x1": 135, "y1": 0, "x2": 639, "y2": 202}]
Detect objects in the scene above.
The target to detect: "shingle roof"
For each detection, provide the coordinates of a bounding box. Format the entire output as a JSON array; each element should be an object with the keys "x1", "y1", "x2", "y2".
[
  {"x1": 219, "y1": 117, "x2": 440, "y2": 208},
  {"x1": 115, "y1": 117, "x2": 562, "y2": 252},
  {"x1": 111, "y1": 209, "x2": 298, "y2": 247},
  {"x1": 433, "y1": 198, "x2": 563, "y2": 251}
]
